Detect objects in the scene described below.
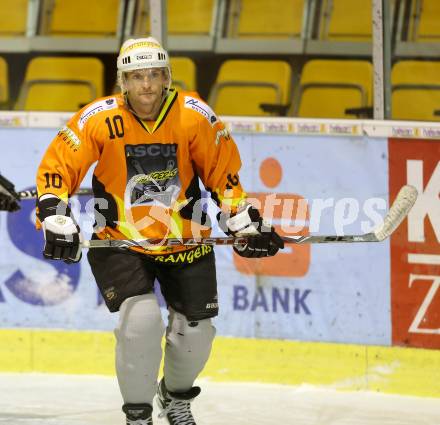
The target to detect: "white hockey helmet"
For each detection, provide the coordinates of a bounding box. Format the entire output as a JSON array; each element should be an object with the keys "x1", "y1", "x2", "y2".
[{"x1": 117, "y1": 37, "x2": 171, "y2": 92}]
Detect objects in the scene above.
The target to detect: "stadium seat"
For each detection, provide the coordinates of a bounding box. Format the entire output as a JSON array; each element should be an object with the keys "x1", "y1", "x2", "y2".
[
  {"x1": 320, "y1": 0, "x2": 372, "y2": 41},
  {"x1": 16, "y1": 57, "x2": 104, "y2": 111},
  {"x1": 0, "y1": 0, "x2": 27, "y2": 36},
  {"x1": 208, "y1": 60, "x2": 292, "y2": 116},
  {"x1": 296, "y1": 60, "x2": 373, "y2": 118},
  {"x1": 43, "y1": 0, "x2": 120, "y2": 37},
  {"x1": 170, "y1": 57, "x2": 196, "y2": 91},
  {"x1": 409, "y1": 0, "x2": 440, "y2": 42},
  {"x1": 0, "y1": 57, "x2": 8, "y2": 109},
  {"x1": 392, "y1": 61, "x2": 440, "y2": 121},
  {"x1": 230, "y1": 0, "x2": 305, "y2": 38},
  {"x1": 135, "y1": 0, "x2": 214, "y2": 36}
]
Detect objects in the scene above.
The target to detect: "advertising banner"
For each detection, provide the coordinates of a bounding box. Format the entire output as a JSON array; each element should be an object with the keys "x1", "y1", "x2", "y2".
[
  {"x1": 389, "y1": 138, "x2": 440, "y2": 349},
  {"x1": 0, "y1": 128, "x2": 392, "y2": 345},
  {"x1": 214, "y1": 134, "x2": 390, "y2": 344}
]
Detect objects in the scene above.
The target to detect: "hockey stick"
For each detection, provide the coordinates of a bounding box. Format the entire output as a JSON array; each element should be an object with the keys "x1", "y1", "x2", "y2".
[
  {"x1": 82, "y1": 185, "x2": 418, "y2": 249},
  {"x1": 0, "y1": 172, "x2": 94, "y2": 211},
  {"x1": 16, "y1": 187, "x2": 93, "y2": 200}
]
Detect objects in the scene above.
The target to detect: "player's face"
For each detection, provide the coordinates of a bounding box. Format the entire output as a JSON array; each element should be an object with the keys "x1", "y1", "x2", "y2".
[{"x1": 124, "y1": 68, "x2": 168, "y2": 113}]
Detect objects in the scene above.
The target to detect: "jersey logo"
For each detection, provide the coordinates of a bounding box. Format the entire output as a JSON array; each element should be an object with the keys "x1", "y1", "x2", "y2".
[
  {"x1": 125, "y1": 143, "x2": 181, "y2": 208},
  {"x1": 153, "y1": 245, "x2": 213, "y2": 264},
  {"x1": 184, "y1": 96, "x2": 218, "y2": 127},
  {"x1": 58, "y1": 126, "x2": 81, "y2": 151},
  {"x1": 215, "y1": 128, "x2": 231, "y2": 146},
  {"x1": 78, "y1": 97, "x2": 118, "y2": 130}
]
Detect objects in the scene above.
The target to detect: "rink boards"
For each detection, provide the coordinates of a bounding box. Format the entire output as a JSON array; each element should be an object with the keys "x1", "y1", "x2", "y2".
[{"x1": 0, "y1": 113, "x2": 439, "y2": 396}]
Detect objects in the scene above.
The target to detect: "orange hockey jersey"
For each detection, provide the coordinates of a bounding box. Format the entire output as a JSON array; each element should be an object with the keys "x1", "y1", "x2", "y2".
[{"x1": 36, "y1": 89, "x2": 246, "y2": 254}]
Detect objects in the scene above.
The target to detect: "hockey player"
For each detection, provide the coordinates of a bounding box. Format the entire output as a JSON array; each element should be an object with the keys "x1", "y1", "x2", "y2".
[{"x1": 35, "y1": 38, "x2": 284, "y2": 425}]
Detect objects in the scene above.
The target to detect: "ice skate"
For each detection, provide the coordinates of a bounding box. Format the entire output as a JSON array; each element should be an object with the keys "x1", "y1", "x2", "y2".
[
  {"x1": 123, "y1": 403, "x2": 153, "y2": 425},
  {"x1": 156, "y1": 379, "x2": 200, "y2": 425}
]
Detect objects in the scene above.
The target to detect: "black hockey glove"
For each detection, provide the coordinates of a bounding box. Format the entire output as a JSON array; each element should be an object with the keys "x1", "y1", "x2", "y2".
[
  {"x1": 0, "y1": 173, "x2": 21, "y2": 212},
  {"x1": 37, "y1": 196, "x2": 82, "y2": 263},
  {"x1": 221, "y1": 205, "x2": 284, "y2": 258}
]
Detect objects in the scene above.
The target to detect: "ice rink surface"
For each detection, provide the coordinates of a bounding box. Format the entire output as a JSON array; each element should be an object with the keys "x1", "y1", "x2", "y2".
[{"x1": 1, "y1": 373, "x2": 440, "y2": 425}]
